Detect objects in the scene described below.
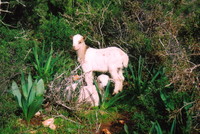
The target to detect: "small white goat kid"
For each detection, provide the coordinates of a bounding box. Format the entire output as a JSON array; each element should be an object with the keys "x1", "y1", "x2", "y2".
[
  {"x1": 65, "y1": 74, "x2": 108, "y2": 106},
  {"x1": 72, "y1": 34, "x2": 129, "y2": 94},
  {"x1": 97, "y1": 74, "x2": 110, "y2": 90},
  {"x1": 65, "y1": 84, "x2": 99, "y2": 106}
]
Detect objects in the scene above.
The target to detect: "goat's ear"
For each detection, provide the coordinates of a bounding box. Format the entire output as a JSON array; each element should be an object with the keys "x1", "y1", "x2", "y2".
[
  {"x1": 83, "y1": 35, "x2": 87, "y2": 40},
  {"x1": 70, "y1": 35, "x2": 73, "y2": 40}
]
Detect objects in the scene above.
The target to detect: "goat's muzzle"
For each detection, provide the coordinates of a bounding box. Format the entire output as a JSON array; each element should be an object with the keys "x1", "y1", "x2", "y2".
[{"x1": 73, "y1": 46, "x2": 78, "y2": 50}]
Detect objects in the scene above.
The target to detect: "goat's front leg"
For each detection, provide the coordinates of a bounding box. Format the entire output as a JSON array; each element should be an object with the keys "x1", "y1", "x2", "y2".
[
  {"x1": 110, "y1": 69, "x2": 123, "y2": 95},
  {"x1": 113, "y1": 80, "x2": 123, "y2": 95},
  {"x1": 118, "y1": 69, "x2": 125, "y2": 81},
  {"x1": 85, "y1": 71, "x2": 94, "y2": 86}
]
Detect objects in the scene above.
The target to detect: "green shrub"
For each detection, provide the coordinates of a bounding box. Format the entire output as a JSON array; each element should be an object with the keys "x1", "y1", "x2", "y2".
[
  {"x1": 36, "y1": 15, "x2": 75, "y2": 51},
  {"x1": 122, "y1": 56, "x2": 196, "y2": 133},
  {"x1": 1, "y1": 0, "x2": 199, "y2": 133},
  {"x1": 0, "y1": 94, "x2": 18, "y2": 128},
  {"x1": 54, "y1": 53, "x2": 75, "y2": 75},
  {"x1": 10, "y1": 72, "x2": 45, "y2": 123},
  {"x1": 122, "y1": 57, "x2": 170, "y2": 132},
  {"x1": 0, "y1": 26, "x2": 34, "y2": 92}
]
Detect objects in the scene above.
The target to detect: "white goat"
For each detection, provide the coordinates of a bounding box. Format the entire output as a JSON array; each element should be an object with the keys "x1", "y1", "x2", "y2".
[{"x1": 72, "y1": 34, "x2": 129, "y2": 94}]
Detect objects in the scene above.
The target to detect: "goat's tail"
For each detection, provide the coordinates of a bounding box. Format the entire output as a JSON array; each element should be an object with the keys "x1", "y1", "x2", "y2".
[{"x1": 122, "y1": 53, "x2": 129, "y2": 68}]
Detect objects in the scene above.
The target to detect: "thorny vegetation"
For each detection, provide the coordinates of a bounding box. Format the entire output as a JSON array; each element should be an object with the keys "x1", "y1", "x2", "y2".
[{"x1": 0, "y1": 0, "x2": 199, "y2": 133}]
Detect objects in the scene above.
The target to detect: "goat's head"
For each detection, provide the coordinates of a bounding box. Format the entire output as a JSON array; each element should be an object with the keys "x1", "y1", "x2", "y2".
[
  {"x1": 97, "y1": 74, "x2": 110, "y2": 90},
  {"x1": 72, "y1": 34, "x2": 85, "y2": 51}
]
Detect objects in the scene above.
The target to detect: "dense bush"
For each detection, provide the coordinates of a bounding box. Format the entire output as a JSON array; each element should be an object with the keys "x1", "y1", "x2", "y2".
[
  {"x1": 36, "y1": 15, "x2": 75, "y2": 51},
  {"x1": 0, "y1": 26, "x2": 34, "y2": 92},
  {"x1": 0, "y1": 0, "x2": 199, "y2": 133},
  {"x1": 0, "y1": 94, "x2": 18, "y2": 128}
]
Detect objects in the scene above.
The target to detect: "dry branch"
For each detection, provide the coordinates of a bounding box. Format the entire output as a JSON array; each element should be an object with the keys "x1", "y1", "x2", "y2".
[{"x1": 0, "y1": 0, "x2": 11, "y2": 14}]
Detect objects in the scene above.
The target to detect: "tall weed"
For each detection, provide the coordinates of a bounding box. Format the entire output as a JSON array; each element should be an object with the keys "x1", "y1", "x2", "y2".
[{"x1": 33, "y1": 43, "x2": 61, "y2": 82}]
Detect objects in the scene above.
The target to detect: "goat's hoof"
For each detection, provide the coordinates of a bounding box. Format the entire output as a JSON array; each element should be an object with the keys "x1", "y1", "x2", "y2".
[{"x1": 112, "y1": 91, "x2": 118, "y2": 95}]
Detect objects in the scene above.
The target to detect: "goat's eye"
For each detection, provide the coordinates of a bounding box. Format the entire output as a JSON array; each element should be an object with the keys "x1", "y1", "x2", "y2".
[{"x1": 78, "y1": 41, "x2": 82, "y2": 44}]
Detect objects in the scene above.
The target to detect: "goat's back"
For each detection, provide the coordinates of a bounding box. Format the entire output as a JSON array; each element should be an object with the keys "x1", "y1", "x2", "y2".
[
  {"x1": 122, "y1": 51, "x2": 129, "y2": 68},
  {"x1": 83, "y1": 47, "x2": 128, "y2": 72},
  {"x1": 104, "y1": 47, "x2": 129, "y2": 68}
]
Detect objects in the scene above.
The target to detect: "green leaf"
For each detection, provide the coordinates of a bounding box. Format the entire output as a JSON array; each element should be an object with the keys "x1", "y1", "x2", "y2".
[
  {"x1": 138, "y1": 56, "x2": 144, "y2": 83},
  {"x1": 11, "y1": 81, "x2": 22, "y2": 108},
  {"x1": 103, "y1": 81, "x2": 111, "y2": 102},
  {"x1": 21, "y1": 72, "x2": 28, "y2": 99},
  {"x1": 155, "y1": 121, "x2": 163, "y2": 134},
  {"x1": 94, "y1": 81, "x2": 103, "y2": 106},
  {"x1": 33, "y1": 45, "x2": 40, "y2": 69},
  {"x1": 184, "y1": 101, "x2": 193, "y2": 111},
  {"x1": 160, "y1": 91, "x2": 167, "y2": 102},
  {"x1": 27, "y1": 73, "x2": 33, "y2": 95},
  {"x1": 27, "y1": 96, "x2": 44, "y2": 122},
  {"x1": 129, "y1": 64, "x2": 135, "y2": 80},
  {"x1": 36, "y1": 79, "x2": 45, "y2": 96},
  {"x1": 170, "y1": 118, "x2": 176, "y2": 134},
  {"x1": 149, "y1": 121, "x2": 156, "y2": 134},
  {"x1": 27, "y1": 81, "x2": 37, "y2": 106},
  {"x1": 33, "y1": 62, "x2": 38, "y2": 71},
  {"x1": 160, "y1": 91, "x2": 175, "y2": 111},
  {"x1": 124, "y1": 124, "x2": 129, "y2": 134},
  {"x1": 21, "y1": 96, "x2": 28, "y2": 121},
  {"x1": 105, "y1": 92, "x2": 124, "y2": 109},
  {"x1": 150, "y1": 70, "x2": 160, "y2": 83},
  {"x1": 167, "y1": 102, "x2": 175, "y2": 111},
  {"x1": 44, "y1": 48, "x2": 53, "y2": 74},
  {"x1": 150, "y1": 121, "x2": 163, "y2": 134}
]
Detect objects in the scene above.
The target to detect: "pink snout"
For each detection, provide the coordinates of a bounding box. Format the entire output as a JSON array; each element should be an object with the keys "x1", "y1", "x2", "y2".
[{"x1": 73, "y1": 46, "x2": 78, "y2": 50}]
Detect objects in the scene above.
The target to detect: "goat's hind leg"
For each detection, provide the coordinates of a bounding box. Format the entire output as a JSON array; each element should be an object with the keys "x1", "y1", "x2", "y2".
[{"x1": 118, "y1": 68, "x2": 124, "y2": 92}]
